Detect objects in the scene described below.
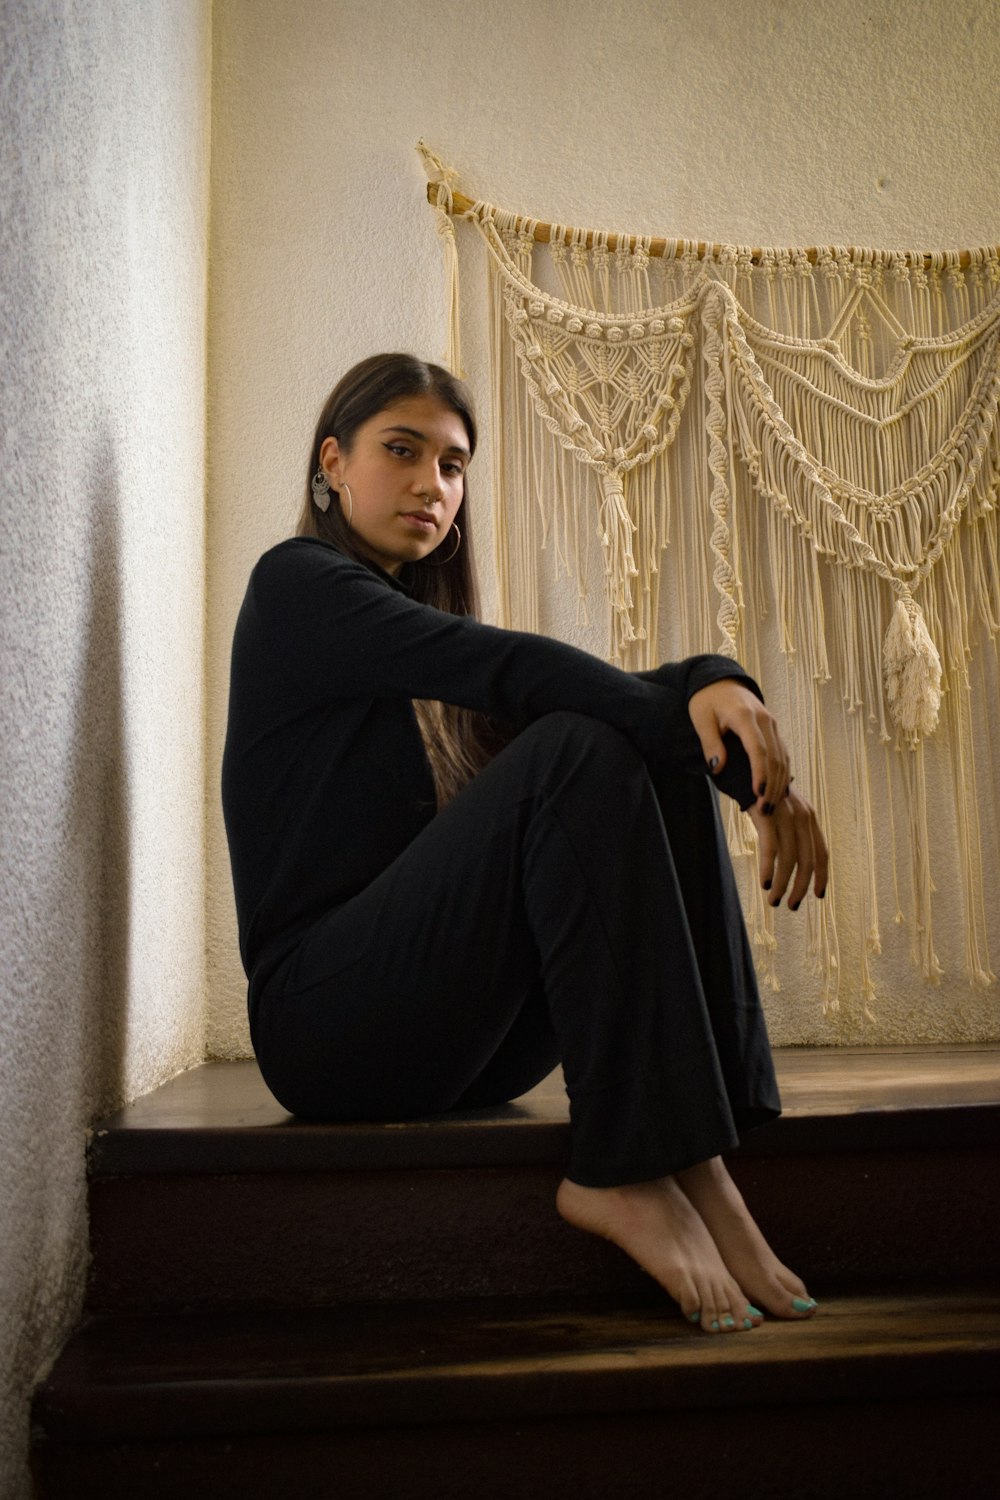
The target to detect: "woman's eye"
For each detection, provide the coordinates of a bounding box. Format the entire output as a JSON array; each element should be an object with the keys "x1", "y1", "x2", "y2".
[
  {"x1": 385, "y1": 443, "x2": 413, "y2": 458},
  {"x1": 442, "y1": 462, "x2": 464, "y2": 476}
]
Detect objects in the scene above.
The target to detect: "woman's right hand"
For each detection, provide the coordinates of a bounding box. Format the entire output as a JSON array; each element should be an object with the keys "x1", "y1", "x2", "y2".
[
  {"x1": 747, "y1": 789, "x2": 828, "y2": 909},
  {"x1": 687, "y1": 678, "x2": 791, "y2": 811}
]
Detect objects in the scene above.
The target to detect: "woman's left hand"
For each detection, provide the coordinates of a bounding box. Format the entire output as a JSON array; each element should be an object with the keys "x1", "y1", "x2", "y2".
[{"x1": 747, "y1": 789, "x2": 829, "y2": 909}]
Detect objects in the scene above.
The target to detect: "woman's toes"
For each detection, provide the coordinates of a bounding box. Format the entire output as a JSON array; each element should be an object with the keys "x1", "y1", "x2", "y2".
[
  {"x1": 699, "y1": 1286, "x2": 753, "y2": 1334},
  {"x1": 759, "y1": 1286, "x2": 816, "y2": 1318},
  {"x1": 707, "y1": 1282, "x2": 760, "y2": 1333},
  {"x1": 697, "y1": 1297, "x2": 723, "y2": 1333},
  {"x1": 723, "y1": 1305, "x2": 758, "y2": 1332},
  {"x1": 776, "y1": 1268, "x2": 812, "y2": 1300}
]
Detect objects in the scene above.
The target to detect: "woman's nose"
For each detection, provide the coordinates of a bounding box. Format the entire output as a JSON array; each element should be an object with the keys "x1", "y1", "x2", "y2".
[{"x1": 414, "y1": 467, "x2": 442, "y2": 501}]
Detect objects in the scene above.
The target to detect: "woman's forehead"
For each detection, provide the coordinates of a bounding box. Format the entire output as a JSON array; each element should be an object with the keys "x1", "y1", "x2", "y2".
[{"x1": 370, "y1": 395, "x2": 471, "y2": 451}]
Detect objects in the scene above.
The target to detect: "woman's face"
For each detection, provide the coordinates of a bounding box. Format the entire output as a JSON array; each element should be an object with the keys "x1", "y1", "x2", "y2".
[{"x1": 319, "y1": 394, "x2": 471, "y2": 575}]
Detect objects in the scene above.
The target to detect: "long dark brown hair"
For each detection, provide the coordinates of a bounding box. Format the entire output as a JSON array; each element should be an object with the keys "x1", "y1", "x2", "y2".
[{"x1": 296, "y1": 353, "x2": 507, "y2": 806}]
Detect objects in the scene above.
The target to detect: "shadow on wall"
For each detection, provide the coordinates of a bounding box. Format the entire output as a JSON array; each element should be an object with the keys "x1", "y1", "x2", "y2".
[{"x1": 69, "y1": 426, "x2": 133, "y2": 1117}]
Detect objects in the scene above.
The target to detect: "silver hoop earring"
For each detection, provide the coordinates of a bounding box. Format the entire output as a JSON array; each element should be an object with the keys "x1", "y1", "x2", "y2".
[
  {"x1": 429, "y1": 523, "x2": 461, "y2": 565},
  {"x1": 311, "y1": 467, "x2": 331, "y2": 512},
  {"x1": 340, "y1": 482, "x2": 354, "y2": 528}
]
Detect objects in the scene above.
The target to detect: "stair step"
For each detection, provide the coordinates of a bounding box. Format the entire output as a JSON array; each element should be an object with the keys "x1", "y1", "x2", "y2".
[
  {"x1": 32, "y1": 1287, "x2": 1000, "y2": 1500},
  {"x1": 88, "y1": 1044, "x2": 1000, "y2": 1175},
  {"x1": 84, "y1": 1046, "x2": 1000, "y2": 1310}
]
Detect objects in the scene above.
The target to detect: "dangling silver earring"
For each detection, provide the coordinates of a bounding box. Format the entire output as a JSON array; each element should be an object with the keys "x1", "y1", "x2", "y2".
[
  {"x1": 428, "y1": 523, "x2": 461, "y2": 565},
  {"x1": 311, "y1": 468, "x2": 331, "y2": 513},
  {"x1": 340, "y1": 482, "x2": 354, "y2": 528}
]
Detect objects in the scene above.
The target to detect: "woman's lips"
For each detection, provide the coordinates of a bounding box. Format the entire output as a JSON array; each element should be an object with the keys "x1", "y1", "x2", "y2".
[{"x1": 400, "y1": 512, "x2": 437, "y2": 532}]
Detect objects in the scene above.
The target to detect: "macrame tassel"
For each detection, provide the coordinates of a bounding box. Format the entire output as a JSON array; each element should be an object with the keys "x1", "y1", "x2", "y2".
[
  {"x1": 883, "y1": 597, "x2": 943, "y2": 740},
  {"x1": 597, "y1": 471, "x2": 639, "y2": 654}
]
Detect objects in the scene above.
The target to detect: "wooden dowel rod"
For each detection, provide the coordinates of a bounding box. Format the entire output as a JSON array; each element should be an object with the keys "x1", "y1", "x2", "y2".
[{"x1": 426, "y1": 185, "x2": 990, "y2": 271}]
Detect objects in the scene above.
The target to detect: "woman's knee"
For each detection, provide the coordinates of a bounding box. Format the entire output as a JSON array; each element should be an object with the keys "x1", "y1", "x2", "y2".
[{"x1": 520, "y1": 710, "x2": 644, "y2": 770}]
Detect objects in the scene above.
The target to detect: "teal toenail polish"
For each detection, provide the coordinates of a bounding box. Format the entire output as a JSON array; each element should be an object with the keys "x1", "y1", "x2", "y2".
[
  {"x1": 688, "y1": 1312, "x2": 701, "y2": 1323},
  {"x1": 747, "y1": 1305, "x2": 763, "y2": 1318},
  {"x1": 722, "y1": 1315, "x2": 735, "y2": 1328},
  {"x1": 710, "y1": 1319, "x2": 720, "y2": 1331},
  {"x1": 792, "y1": 1297, "x2": 817, "y2": 1312},
  {"x1": 743, "y1": 1318, "x2": 753, "y2": 1329}
]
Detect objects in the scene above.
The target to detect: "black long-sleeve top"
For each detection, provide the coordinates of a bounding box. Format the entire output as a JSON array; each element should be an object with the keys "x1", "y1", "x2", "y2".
[{"x1": 222, "y1": 537, "x2": 761, "y2": 993}]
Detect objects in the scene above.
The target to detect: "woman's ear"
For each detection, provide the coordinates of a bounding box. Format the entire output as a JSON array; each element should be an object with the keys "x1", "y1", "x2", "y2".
[{"x1": 318, "y1": 435, "x2": 342, "y2": 483}]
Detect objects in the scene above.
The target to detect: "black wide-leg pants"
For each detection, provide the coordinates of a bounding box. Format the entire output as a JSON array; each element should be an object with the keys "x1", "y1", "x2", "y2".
[{"x1": 250, "y1": 711, "x2": 780, "y2": 1187}]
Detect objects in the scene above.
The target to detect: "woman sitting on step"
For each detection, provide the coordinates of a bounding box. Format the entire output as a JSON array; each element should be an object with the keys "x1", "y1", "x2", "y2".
[{"x1": 222, "y1": 352, "x2": 828, "y2": 1335}]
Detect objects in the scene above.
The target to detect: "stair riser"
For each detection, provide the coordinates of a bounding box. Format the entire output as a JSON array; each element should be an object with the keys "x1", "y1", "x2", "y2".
[
  {"x1": 34, "y1": 1394, "x2": 1000, "y2": 1500},
  {"x1": 87, "y1": 1147, "x2": 999, "y2": 1310}
]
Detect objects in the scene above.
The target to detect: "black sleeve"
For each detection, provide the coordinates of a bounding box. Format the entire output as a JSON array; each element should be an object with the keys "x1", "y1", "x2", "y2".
[{"x1": 252, "y1": 539, "x2": 763, "y2": 795}]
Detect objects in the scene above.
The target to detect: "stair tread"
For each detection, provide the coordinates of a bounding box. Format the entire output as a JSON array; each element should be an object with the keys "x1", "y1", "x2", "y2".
[
  {"x1": 35, "y1": 1286, "x2": 1000, "y2": 1442},
  {"x1": 89, "y1": 1044, "x2": 1000, "y2": 1175}
]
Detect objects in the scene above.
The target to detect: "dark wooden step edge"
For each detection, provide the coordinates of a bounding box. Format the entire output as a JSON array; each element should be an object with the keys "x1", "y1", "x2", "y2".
[
  {"x1": 86, "y1": 1101, "x2": 1000, "y2": 1178},
  {"x1": 33, "y1": 1289, "x2": 1000, "y2": 1445}
]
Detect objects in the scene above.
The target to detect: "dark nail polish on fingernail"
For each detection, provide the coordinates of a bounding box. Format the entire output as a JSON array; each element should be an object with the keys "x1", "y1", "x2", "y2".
[
  {"x1": 790, "y1": 901, "x2": 800, "y2": 912},
  {"x1": 763, "y1": 879, "x2": 772, "y2": 890},
  {"x1": 763, "y1": 802, "x2": 774, "y2": 816},
  {"x1": 818, "y1": 889, "x2": 827, "y2": 900},
  {"x1": 757, "y1": 782, "x2": 767, "y2": 797}
]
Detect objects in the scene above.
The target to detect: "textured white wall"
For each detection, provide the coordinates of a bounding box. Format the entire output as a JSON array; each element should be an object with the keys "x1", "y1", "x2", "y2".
[
  {"x1": 206, "y1": 0, "x2": 1000, "y2": 1057},
  {"x1": 0, "y1": 2, "x2": 211, "y2": 1494}
]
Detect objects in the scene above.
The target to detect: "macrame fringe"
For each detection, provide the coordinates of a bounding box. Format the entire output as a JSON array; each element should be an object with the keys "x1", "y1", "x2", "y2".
[{"x1": 416, "y1": 141, "x2": 464, "y2": 375}]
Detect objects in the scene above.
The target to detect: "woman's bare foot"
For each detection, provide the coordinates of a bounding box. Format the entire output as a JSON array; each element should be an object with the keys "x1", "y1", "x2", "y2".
[
  {"x1": 556, "y1": 1175, "x2": 763, "y2": 1334},
  {"x1": 675, "y1": 1156, "x2": 816, "y2": 1319}
]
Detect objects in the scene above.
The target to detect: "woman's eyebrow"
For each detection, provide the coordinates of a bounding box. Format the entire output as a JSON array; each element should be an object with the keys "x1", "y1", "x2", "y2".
[{"x1": 378, "y1": 425, "x2": 471, "y2": 458}]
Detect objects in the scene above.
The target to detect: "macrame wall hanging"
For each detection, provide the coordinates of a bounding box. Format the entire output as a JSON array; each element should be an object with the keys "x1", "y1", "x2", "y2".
[{"x1": 418, "y1": 143, "x2": 1000, "y2": 1018}]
